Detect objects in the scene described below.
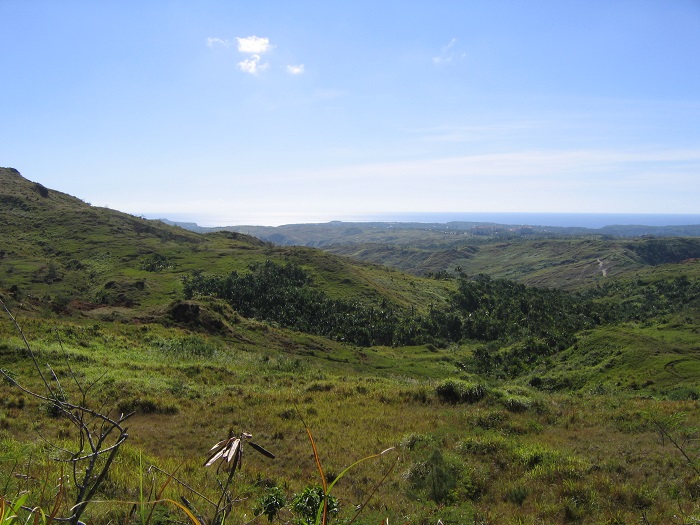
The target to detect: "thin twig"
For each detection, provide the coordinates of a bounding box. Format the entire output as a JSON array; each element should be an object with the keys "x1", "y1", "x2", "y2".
[{"x1": 148, "y1": 465, "x2": 217, "y2": 508}]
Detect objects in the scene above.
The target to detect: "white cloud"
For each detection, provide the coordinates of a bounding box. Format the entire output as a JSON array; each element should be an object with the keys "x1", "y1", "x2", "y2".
[
  {"x1": 433, "y1": 37, "x2": 464, "y2": 64},
  {"x1": 238, "y1": 55, "x2": 269, "y2": 74},
  {"x1": 236, "y1": 36, "x2": 272, "y2": 54},
  {"x1": 442, "y1": 38, "x2": 457, "y2": 52},
  {"x1": 286, "y1": 64, "x2": 305, "y2": 75},
  {"x1": 206, "y1": 37, "x2": 234, "y2": 47}
]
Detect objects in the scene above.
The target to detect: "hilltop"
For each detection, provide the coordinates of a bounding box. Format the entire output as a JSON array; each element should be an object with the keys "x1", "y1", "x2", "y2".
[{"x1": 1, "y1": 167, "x2": 700, "y2": 524}]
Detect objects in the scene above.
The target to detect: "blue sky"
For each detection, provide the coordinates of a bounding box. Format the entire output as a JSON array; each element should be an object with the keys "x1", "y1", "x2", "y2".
[{"x1": 2, "y1": 1, "x2": 699, "y2": 225}]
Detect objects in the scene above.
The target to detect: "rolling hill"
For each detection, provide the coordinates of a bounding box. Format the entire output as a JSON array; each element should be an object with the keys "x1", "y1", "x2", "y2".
[
  {"x1": 0, "y1": 167, "x2": 453, "y2": 321},
  {"x1": 1, "y1": 167, "x2": 700, "y2": 524},
  {"x1": 165, "y1": 219, "x2": 700, "y2": 289}
]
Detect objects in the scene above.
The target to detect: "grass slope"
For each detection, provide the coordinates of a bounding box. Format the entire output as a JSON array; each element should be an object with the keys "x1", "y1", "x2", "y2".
[
  {"x1": 185, "y1": 217, "x2": 700, "y2": 289},
  {"x1": 0, "y1": 168, "x2": 453, "y2": 320},
  {"x1": 329, "y1": 237, "x2": 700, "y2": 290}
]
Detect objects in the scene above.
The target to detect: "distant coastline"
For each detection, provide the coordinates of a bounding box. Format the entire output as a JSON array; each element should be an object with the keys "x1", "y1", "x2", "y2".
[
  {"x1": 351, "y1": 213, "x2": 700, "y2": 229},
  {"x1": 154, "y1": 212, "x2": 700, "y2": 230}
]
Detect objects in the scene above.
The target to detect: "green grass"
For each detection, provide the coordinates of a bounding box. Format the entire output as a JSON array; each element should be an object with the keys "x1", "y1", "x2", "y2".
[
  {"x1": 2, "y1": 168, "x2": 700, "y2": 523},
  {"x1": 524, "y1": 317, "x2": 700, "y2": 397},
  {"x1": 0, "y1": 168, "x2": 454, "y2": 324},
  {"x1": 2, "y1": 312, "x2": 699, "y2": 523}
]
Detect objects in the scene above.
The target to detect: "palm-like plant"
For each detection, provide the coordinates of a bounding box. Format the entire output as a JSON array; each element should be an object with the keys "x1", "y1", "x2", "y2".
[{"x1": 203, "y1": 430, "x2": 275, "y2": 525}]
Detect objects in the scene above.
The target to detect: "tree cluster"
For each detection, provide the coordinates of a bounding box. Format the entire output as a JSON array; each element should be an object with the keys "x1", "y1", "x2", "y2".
[{"x1": 182, "y1": 261, "x2": 700, "y2": 377}]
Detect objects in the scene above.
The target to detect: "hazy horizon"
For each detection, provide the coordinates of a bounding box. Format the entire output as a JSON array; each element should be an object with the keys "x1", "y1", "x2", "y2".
[{"x1": 151, "y1": 211, "x2": 700, "y2": 230}]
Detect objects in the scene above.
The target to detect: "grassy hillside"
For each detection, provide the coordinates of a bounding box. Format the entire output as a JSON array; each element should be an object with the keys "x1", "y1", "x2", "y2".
[
  {"x1": 0, "y1": 168, "x2": 453, "y2": 319},
  {"x1": 1, "y1": 168, "x2": 700, "y2": 524},
  {"x1": 178, "y1": 219, "x2": 700, "y2": 247},
  {"x1": 181, "y1": 219, "x2": 700, "y2": 288}
]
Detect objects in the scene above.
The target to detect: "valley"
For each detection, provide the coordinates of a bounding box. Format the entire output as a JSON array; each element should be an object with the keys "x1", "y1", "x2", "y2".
[{"x1": 1, "y1": 167, "x2": 700, "y2": 524}]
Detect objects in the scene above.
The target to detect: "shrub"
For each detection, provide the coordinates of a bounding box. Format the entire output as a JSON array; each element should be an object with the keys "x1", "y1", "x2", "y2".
[
  {"x1": 467, "y1": 409, "x2": 509, "y2": 430},
  {"x1": 406, "y1": 448, "x2": 463, "y2": 505},
  {"x1": 255, "y1": 486, "x2": 287, "y2": 522},
  {"x1": 291, "y1": 486, "x2": 339, "y2": 525},
  {"x1": 151, "y1": 335, "x2": 217, "y2": 359},
  {"x1": 306, "y1": 382, "x2": 334, "y2": 392},
  {"x1": 400, "y1": 432, "x2": 435, "y2": 451},
  {"x1": 117, "y1": 397, "x2": 179, "y2": 415},
  {"x1": 502, "y1": 395, "x2": 532, "y2": 413},
  {"x1": 139, "y1": 253, "x2": 175, "y2": 272},
  {"x1": 278, "y1": 408, "x2": 296, "y2": 420},
  {"x1": 459, "y1": 434, "x2": 510, "y2": 456},
  {"x1": 435, "y1": 379, "x2": 487, "y2": 404},
  {"x1": 504, "y1": 484, "x2": 529, "y2": 506},
  {"x1": 685, "y1": 476, "x2": 700, "y2": 500},
  {"x1": 516, "y1": 443, "x2": 558, "y2": 469}
]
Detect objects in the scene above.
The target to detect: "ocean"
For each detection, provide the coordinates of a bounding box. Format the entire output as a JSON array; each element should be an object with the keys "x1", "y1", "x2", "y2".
[{"x1": 355, "y1": 213, "x2": 700, "y2": 229}]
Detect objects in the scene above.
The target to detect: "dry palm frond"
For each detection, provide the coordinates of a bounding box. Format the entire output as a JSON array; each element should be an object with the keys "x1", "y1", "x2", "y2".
[
  {"x1": 204, "y1": 431, "x2": 275, "y2": 473},
  {"x1": 247, "y1": 439, "x2": 275, "y2": 459},
  {"x1": 204, "y1": 430, "x2": 276, "y2": 525}
]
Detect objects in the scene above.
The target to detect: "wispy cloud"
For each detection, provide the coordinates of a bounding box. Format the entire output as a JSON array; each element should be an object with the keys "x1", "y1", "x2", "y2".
[
  {"x1": 286, "y1": 64, "x2": 305, "y2": 75},
  {"x1": 433, "y1": 37, "x2": 464, "y2": 64},
  {"x1": 206, "y1": 37, "x2": 234, "y2": 48},
  {"x1": 410, "y1": 123, "x2": 536, "y2": 142},
  {"x1": 120, "y1": 147, "x2": 700, "y2": 224},
  {"x1": 259, "y1": 147, "x2": 700, "y2": 214},
  {"x1": 236, "y1": 36, "x2": 272, "y2": 54},
  {"x1": 238, "y1": 55, "x2": 269, "y2": 75}
]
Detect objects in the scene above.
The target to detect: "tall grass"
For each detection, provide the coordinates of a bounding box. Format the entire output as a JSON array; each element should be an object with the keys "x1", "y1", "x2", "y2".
[{"x1": 2, "y1": 303, "x2": 700, "y2": 523}]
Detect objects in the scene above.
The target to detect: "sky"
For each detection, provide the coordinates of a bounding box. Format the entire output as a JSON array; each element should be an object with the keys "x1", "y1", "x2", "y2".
[{"x1": 1, "y1": 1, "x2": 699, "y2": 226}]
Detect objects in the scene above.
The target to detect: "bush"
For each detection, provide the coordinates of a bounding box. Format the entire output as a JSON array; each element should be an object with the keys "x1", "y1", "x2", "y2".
[
  {"x1": 400, "y1": 432, "x2": 435, "y2": 451},
  {"x1": 255, "y1": 486, "x2": 287, "y2": 522},
  {"x1": 502, "y1": 395, "x2": 531, "y2": 413},
  {"x1": 117, "y1": 397, "x2": 179, "y2": 415},
  {"x1": 406, "y1": 448, "x2": 463, "y2": 504},
  {"x1": 468, "y1": 409, "x2": 509, "y2": 431},
  {"x1": 459, "y1": 434, "x2": 510, "y2": 456},
  {"x1": 291, "y1": 486, "x2": 339, "y2": 525},
  {"x1": 139, "y1": 253, "x2": 175, "y2": 272},
  {"x1": 504, "y1": 484, "x2": 529, "y2": 506},
  {"x1": 435, "y1": 379, "x2": 487, "y2": 404},
  {"x1": 151, "y1": 335, "x2": 217, "y2": 359}
]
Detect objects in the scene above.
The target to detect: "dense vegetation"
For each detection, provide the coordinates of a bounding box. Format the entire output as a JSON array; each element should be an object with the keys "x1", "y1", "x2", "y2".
[
  {"x1": 183, "y1": 260, "x2": 407, "y2": 347},
  {"x1": 183, "y1": 260, "x2": 700, "y2": 382},
  {"x1": 2, "y1": 168, "x2": 700, "y2": 524},
  {"x1": 182, "y1": 261, "x2": 596, "y2": 349}
]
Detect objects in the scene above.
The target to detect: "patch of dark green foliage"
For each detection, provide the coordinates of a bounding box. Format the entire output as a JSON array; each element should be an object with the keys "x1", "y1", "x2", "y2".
[
  {"x1": 435, "y1": 379, "x2": 487, "y2": 404},
  {"x1": 183, "y1": 261, "x2": 700, "y2": 378}
]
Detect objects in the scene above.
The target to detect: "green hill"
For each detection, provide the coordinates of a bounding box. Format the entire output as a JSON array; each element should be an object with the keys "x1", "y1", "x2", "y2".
[
  {"x1": 2, "y1": 167, "x2": 700, "y2": 524},
  {"x1": 166, "y1": 218, "x2": 700, "y2": 289},
  {"x1": 0, "y1": 167, "x2": 452, "y2": 320}
]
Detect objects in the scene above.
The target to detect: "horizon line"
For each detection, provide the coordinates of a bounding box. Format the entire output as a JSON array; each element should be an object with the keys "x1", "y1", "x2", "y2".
[{"x1": 150, "y1": 211, "x2": 700, "y2": 230}]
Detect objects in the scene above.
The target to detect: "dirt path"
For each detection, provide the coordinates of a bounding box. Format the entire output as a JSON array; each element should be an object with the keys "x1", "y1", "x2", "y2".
[
  {"x1": 664, "y1": 358, "x2": 690, "y2": 378},
  {"x1": 596, "y1": 258, "x2": 608, "y2": 277}
]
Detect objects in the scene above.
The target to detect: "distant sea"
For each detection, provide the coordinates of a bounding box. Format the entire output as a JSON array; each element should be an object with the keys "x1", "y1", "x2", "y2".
[
  {"x1": 357, "y1": 213, "x2": 700, "y2": 229},
  {"x1": 155, "y1": 212, "x2": 700, "y2": 229}
]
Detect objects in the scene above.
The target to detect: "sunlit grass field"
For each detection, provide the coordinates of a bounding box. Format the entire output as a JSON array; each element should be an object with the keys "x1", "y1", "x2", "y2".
[{"x1": 2, "y1": 310, "x2": 699, "y2": 524}]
